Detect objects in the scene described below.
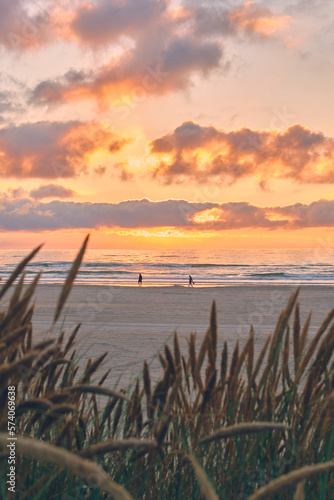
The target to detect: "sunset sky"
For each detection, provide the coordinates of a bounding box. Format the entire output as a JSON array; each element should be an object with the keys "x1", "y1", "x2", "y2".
[{"x1": 1, "y1": 0, "x2": 334, "y2": 248}]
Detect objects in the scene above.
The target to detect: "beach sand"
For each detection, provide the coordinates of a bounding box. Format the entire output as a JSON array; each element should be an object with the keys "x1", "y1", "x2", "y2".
[{"x1": 26, "y1": 284, "x2": 334, "y2": 386}]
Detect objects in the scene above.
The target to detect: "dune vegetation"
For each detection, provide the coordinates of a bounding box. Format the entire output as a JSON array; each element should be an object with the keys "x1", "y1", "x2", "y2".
[{"x1": 0, "y1": 237, "x2": 333, "y2": 499}]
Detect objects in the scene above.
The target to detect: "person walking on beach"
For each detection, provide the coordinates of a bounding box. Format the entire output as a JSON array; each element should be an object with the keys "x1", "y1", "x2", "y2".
[
  {"x1": 188, "y1": 275, "x2": 194, "y2": 287},
  {"x1": 138, "y1": 273, "x2": 143, "y2": 286}
]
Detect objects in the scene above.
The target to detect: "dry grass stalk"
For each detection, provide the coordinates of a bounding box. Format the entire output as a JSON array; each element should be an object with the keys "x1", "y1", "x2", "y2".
[
  {"x1": 16, "y1": 398, "x2": 53, "y2": 413},
  {"x1": 1, "y1": 325, "x2": 28, "y2": 345},
  {"x1": 0, "y1": 433, "x2": 133, "y2": 500},
  {"x1": 293, "y1": 480, "x2": 306, "y2": 500},
  {"x1": 70, "y1": 384, "x2": 130, "y2": 401},
  {"x1": 158, "y1": 351, "x2": 167, "y2": 370},
  {"x1": 195, "y1": 329, "x2": 209, "y2": 389},
  {"x1": 186, "y1": 454, "x2": 219, "y2": 500},
  {"x1": 165, "y1": 344, "x2": 176, "y2": 378},
  {"x1": 201, "y1": 422, "x2": 288, "y2": 444},
  {"x1": 220, "y1": 341, "x2": 228, "y2": 393},
  {"x1": 293, "y1": 302, "x2": 300, "y2": 375},
  {"x1": 53, "y1": 234, "x2": 90, "y2": 323},
  {"x1": 300, "y1": 311, "x2": 312, "y2": 354},
  {"x1": 252, "y1": 334, "x2": 271, "y2": 384},
  {"x1": 63, "y1": 324, "x2": 81, "y2": 356},
  {"x1": 0, "y1": 244, "x2": 42, "y2": 302},
  {"x1": 246, "y1": 326, "x2": 254, "y2": 380},
  {"x1": 296, "y1": 308, "x2": 334, "y2": 383},
  {"x1": 188, "y1": 332, "x2": 196, "y2": 384},
  {"x1": 173, "y1": 331, "x2": 181, "y2": 373},
  {"x1": 208, "y1": 301, "x2": 217, "y2": 370},
  {"x1": 98, "y1": 368, "x2": 111, "y2": 386},
  {"x1": 248, "y1": 461, "x2": 334, "y2": 500}
]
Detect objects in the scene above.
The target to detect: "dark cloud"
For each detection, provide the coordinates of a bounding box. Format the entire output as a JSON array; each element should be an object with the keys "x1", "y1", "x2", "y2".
[
  {"x1": 0, "y1": 91, "x2": 16, "y2": 113},
  {"x1": 70, "y1": 0, "x2": 167, "y2": 46},
  {"x1": 0, "y1": 197, "x2": 333, "y2": 232},
  {"x1": 0, "y1": 0, "x2": 291, "y2": 53},
  {"x1": 108, "y1": 138, "x2": 133, "y2": 153},
  {"x1": 93, "y1": 165, "x2": 107, "y2": 176},
  {"x1": 29, "y1": 0, "x2": 224, "y2": 107},
  {"x1": 0, "y1": 0, "x2": 54, "y2": 51},
  {"x1": 0, "y1": 89, "x2": 23, "y2": 116},
  {"x1": 0, "y1": 120, "x2": 132, "y2": 178},
  {"x1": 189, "y1": 1, "x2": 291, "y2": 39},
  {"x1": 151, "y1": 121, "x2": 225, "y2": 152},
  {"x1": 30, "y1": 183, "x2": 76, "y2": 200},
  {"x1": 273, "y1": 199, "x2": 334, "y2": 228},
  {"x1": 0, "y1": 1, "x2": 290, "y2": 107},
  {"x1": 114, "y1": 161, "x2": 134, "y2": 181},
  {"x1": 30, "y1": 34, "x2": 223, "y2": 107},
  {"x1": 150, "y1": 121, "x2": 334, "y2": 185}
]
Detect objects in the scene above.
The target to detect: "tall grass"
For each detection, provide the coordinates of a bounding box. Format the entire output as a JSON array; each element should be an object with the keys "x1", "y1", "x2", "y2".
[{"x1": 0, "y1": 238, "x2": 333, "y2": 499}]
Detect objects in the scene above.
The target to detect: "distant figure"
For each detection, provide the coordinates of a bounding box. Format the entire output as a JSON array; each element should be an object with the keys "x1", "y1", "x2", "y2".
[
  {"x1": 188, "y1": 275, "x2": 194, "y2": 287},
  {"x1": 138, "y1": 273, "x2": 143, "y2": 286}
]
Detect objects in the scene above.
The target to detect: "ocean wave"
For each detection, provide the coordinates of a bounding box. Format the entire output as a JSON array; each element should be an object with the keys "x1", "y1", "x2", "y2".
[
  {"x1": 250, "y1": 272, "x2": 286, "y2": 278},
  {"x1": 83, "y1": 262, "x2": 126, "y2": 267}
]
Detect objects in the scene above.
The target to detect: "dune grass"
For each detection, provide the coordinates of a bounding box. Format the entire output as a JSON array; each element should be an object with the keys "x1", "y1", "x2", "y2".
[{"x1": 0, "y1": 237, "x2": 333, "y2": 499}]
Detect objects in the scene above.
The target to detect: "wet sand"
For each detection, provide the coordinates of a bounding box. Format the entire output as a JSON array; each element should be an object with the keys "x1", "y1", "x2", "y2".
[{"x1": 28, "y1": 284, "x2": 333, "y2": 385}]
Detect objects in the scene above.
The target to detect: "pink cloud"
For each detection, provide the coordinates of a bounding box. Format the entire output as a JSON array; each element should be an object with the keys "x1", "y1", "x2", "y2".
[{"x1": 0, "y1": 120, "x2": 132, "y2": 178}]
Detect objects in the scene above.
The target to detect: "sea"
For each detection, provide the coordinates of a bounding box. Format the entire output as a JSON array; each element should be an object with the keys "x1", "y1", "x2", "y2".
[{"x1": 0, "y1": 247, "x2": 334, "y2": 286}]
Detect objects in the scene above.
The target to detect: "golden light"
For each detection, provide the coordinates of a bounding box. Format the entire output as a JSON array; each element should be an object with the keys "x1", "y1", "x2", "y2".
[
  {"x1": 254, "y1": 16, "x2": 291, "y2": 36},
  {"x1": 266, "y1": 211, "x2": 296, "y2": 223},
  {"x1": 191, "y1": 208, "x2": 222, "y2": 224},
  {"x1": 105, "y1": 228, "x2": 217, "y2": 239}
]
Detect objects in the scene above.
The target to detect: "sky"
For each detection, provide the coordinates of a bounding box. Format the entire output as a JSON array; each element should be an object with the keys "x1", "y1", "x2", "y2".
[{"x1": 0, "y1": 0, "x2": 334, "y2": 249}]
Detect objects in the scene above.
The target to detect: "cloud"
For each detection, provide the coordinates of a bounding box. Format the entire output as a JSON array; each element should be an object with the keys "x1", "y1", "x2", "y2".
[
  {"x1": 150, "y1": 121, "x2": 334, "y2": 185},
  {"x1": 108, "y1": 138, "x2": 134, "y2": 153},
  {"x1": 30, "y1": 34, "x2": 223, "y2": 107},
  {"x1": 0, "y1": 91, "x2": 16, "y2": 113},
  {"x1": 273, "y1": 199, "x2": 334, "y2": 228},
  {"x1": 0, "y1": 197, "x2": 333, "y2": 232},
  {"x1": 151, "y1": 121, "x2": 225, "y2": 152},
  {"x1": 188, "y1": 1, "x2": 291, "y2": 39},
  {"x1": 0, "y1": 0, "x2": 56, "y2": 51},
  {"x1": 29, "y1": 0, "x2": 225, "y2": 107},
  {"x1": 70, "y1": 0, "x2": 167, "y2": 47},
  {"x1": 93, "y1": 165, "x2": 107, "y2": 176},
  {"x1": 0, "y1": 1, "x2": 291, "y2": 108},
  {"x1": 0, "y1": 120, "x2": 132, "y2": 178},
  {"x1": 0, "y1": 1, "x2": 292, "y2": 52},
  {"x1": 29, "y1": 183, "x2": 76, "y2": 200},
  {"x1": 228, "y1": 2, "x2": 291, "y2": 38},
  {"x1": 0, "y1": 89, "x2": 23, "y2": 117}
]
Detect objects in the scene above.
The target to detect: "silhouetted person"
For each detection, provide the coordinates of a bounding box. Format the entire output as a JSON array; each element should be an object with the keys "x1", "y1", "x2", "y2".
[
  {"x1": 188, "y1": 275, "x2": 194, "y2": 287},
  {"x1": 138, "y1": 273, "x2": 143, "y2": 286}
]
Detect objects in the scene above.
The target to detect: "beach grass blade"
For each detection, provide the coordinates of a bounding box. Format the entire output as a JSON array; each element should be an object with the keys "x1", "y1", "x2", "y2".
[
  {"x1": 53, "y1": 235, "x2": 89, "y2": 323},
  {"x1": 0, "y1": 433, "x2": 133, "y2": 500},
  {"x1": 186, "y1": 454, "x2": 219, "y2": 500},
  {"x1": 248, "y1": 461, "x2": 334, "y2": 500},
  {"x1": 0, "y1": 244, "x2": 43, "y2": 301}
]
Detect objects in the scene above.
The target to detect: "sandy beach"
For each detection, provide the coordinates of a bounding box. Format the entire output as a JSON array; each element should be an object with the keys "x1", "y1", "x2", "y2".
[{"x1": 26, "y1": 284, "x2": 333, "y2": 385}]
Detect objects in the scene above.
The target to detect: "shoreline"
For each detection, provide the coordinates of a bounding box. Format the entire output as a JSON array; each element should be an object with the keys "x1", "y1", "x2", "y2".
[{"x1": 4, "y1": 281, "x2": 334, "y2": 288}]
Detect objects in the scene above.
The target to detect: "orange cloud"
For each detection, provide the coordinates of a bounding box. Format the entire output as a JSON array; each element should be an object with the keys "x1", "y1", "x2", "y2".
[
  {"x1": 150, "y1": 121, "x2": 334, "y2": 186},
  {"x1": 228, "y1": 2, "x2": 291, "y2": 37},
  {"x1": 0, "y1": 120, "x2": 132, "y2": 178},
  {"x1": 0, "y1": 1, "x2": 292, "y2": 110},
  {"x1": 30, "y1": 36, "x2": 223, "y2": 108},
  {"x1": 0, "y1": 197, "x2": 333, "y2": 232}
]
